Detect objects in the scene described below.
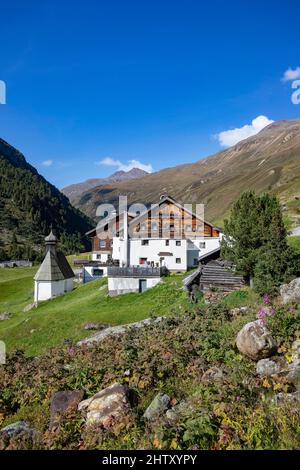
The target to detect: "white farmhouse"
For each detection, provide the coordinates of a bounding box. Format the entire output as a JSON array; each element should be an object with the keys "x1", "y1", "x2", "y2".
[
  {"x1": 34, "y1": 231, "x2": 75, "y2": 302},
  {"x1": 87, "y1": 195, "x2": 223, "y2": 295},
  {"x1": 112, "y1": 195, "x2": 223, "y2": 271}
]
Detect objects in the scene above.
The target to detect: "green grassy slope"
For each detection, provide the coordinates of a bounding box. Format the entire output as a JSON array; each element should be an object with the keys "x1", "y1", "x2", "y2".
[
  {"x1": 0, "y1": 266, "x2": 190, "y2": 356},
  {"x1": 288, "y1": 236, "x2": 300, "y2": 253}
]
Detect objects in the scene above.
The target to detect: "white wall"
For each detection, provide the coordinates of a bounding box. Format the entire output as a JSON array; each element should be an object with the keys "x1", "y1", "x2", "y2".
[
  {"x1": 34, "y1": 279, "x2": 65, "y2": 302},
  {"x1": 112, "y1": 236, "x2": 121, "y2": 261},
  {"x1": 83, "y1": 265, "x2": 108, "y2": 283},
  {"x1": 34, "y1": 278, "x2": 74, "y2": 302},
  {"x1": 113, "y1": 234, "x2": 222, "y2": 271},
  {"x1": 64, "y1": 278, "x2": 74, "y2": 292},
  {"x1": 186, "y1": 237, "x2": 221, "y2": 267},
  {"x1": 108, "y1": 276, "x2": 161, "y2": 296},
  {"x1": 92, "y1": 252, "x2": 110, "y2": 262},
  {"x1": 128, "y1": 238, "x2": 187, "y2": 271}
]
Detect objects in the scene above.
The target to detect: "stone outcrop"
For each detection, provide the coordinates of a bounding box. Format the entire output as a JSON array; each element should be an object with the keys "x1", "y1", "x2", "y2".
[
  {"x1": 256, "y1": 357, "x2": 288, "y2": 377},
  {"x1": 201, "y1": 366, "x2": 224, "y2": 382},
  {"x1": 84, "y1": 322, "x2": 110, "y2": 331},
  {"x1": 50, "y1": 390, "x2": 84, "y2": 424},
  {"x1": 0, "y1": 312, "x2": 10, "y2": 321},
  {"x1": 143, "y1": 393, "x2": 170, "y2": 421},
  {"x1": 78, "y1": 383, "x2": 130, "y2": 428},
  {"x1": 77, "y1": 317, "x2": 163, "y2": 346},
  {"x1": 236, "y1": 320, "x2": 277, "y2": 360},
  {"x1": 280, "y1": 278, "x2": 300, "y2": 305}
]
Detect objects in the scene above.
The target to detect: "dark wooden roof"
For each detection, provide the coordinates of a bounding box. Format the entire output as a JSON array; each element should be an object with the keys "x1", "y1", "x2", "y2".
[{"x1": 34, "y1": 250, "x2": 74, "y2": 281}]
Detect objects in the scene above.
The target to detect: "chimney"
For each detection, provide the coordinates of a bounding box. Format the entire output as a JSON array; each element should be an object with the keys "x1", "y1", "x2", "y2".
[{"x1": 122, "y1": 210, "x2": 128, "y2": 267}]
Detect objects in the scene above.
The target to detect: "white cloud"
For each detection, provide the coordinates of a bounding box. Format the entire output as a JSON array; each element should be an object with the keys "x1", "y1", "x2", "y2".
[
  {"x1": 95, "y1": 157, "x2": 153, "y2": 173},
  {"x1": 41, "y1": 159, "x2": 53, "y2": 167},
  {"x1": 282, "y1": 67, "x2": 300, "y2": 82},
  {"x1": 216, "y1": 115, "x2": 274, "y2": 148}
]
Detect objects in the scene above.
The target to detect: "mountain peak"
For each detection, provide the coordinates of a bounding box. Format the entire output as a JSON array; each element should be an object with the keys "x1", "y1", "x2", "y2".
[{"x1": 62, "y1": 167, "x2": 149, "y2": 200}]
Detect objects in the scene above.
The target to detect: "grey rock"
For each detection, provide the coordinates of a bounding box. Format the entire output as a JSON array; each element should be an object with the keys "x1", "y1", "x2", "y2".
[
  {"x1": 230, "y1": 307, "x2": 249, "y2": 319},
  {"x1": 280, "y1": 278, "x2": 300, "y2": 304},
  {"x1": 50, "y1": 390, "x2": 84, "y2": 423},
  {"x1": 84, "y1": 322, "x2": 110, "y2": 331},
  {"x1": 0, "y1": 421, "x2": 33, "y2": 438},
  {"x1": 0, "y1": 312, "x2": 11, "y2": 321},
  {"x1": 78, "y1": 316, "x2": 164, "y2": 346},
  {"x1": 276, "y1": 391, "x2": 300, "y2": 403},
  {"x1": 291, "y1": 339, "x2": 300, "y2": 366},
  {"x1": 201, "y1": 366, "x2": 224, "y2": 382},
  {"x1": 256, "y1": 358, "x2": 288, "y2": 377},
  {"x1": 286, "y1": 363, "x2": 300, "y2": 383},
  {"x1": 23, "y1": 303, "x2": 37, "y2": 312},
  {"x1": 236, "y1": 320, "x2": 277, "y2": 360},
  {"x1": 165, "y1": 408, "x2": 179, "y2": 425},
  {"x1": 78, "y1": 382, "x2": 130, "y2": 427},
  {"x1": 143, "y1": 393, "x2": 170, "y2": 421}
]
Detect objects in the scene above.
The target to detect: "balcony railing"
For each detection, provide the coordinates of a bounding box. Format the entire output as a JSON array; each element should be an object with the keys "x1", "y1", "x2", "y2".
[
  {"x1": 107, "y1": 266, "x2": 168, "y2": 278},
  {"x1": 74, "y1": 259, "x2": 119, "y2": 267}
]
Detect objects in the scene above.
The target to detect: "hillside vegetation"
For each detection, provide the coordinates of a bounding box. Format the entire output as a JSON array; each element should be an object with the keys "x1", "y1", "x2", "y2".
[
  {"x1": 0, "y1": 138, "x2": 93, "y2": 259},
  {"x1": 1, "y1": 287, "x2": 300, "y2": 450}
]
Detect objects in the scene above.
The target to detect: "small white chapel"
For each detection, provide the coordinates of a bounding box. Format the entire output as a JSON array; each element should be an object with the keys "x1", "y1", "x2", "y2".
[{"x1": 34, "y1": 230, "x2": 75, "y2": 302}]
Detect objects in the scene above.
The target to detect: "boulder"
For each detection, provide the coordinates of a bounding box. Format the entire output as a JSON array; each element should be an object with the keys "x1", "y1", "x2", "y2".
[
  {"x1": 50, "y1": 390, "x2": 84, "y2": 424},
  {"x1": 0, "y1": 421, "x2": 34, "y2": 438},
  {"x1": 291, "y1": 339, "x2": 300, "y2": 366},
  {"x1": 286, "y1": 363, "x2": 300, "y2": 383},
  {"x1": 276, "y1": 391, "x2": 300, "y2": 403},
  {"x1": 84, "y1": 322, "x2": 110, "y2": 331},
  {"x1": 143, "y1": 393, "x2": 170, "y2": 421},
  {"x1": 230, "y1": 307, "x2": 249, "y2": 319},
  {"x1": 236, "y1": 320, "x2": 277, "y2": 360},
  {"x1": 201, "y1": 366, "x2": 224, "y2": 382},
  {"x1": 78, "y1": 382, "x2": 130, "y2": 427},
  {"x1": 280, "y1": 278, "x2": 300, "y2": 305},
  {"x1": 256, "y1": 357, "x2": 287, "y2": 377},
  {"x1": 78, "y1": 317, "x2": 163, "y2": 346},
  {"x1": 0, "y1": 312, "x2": 10, "y2": 321},
  {"x1": 23, "y1": 303, "x2": 37, "y2": 312},
  {"x1": 165, "y1": 400, "x2": 194, "y2": 426}
]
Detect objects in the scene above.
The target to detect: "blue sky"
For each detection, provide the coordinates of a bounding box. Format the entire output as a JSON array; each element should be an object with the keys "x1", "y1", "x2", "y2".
[{"x1": 0, "y1": 0, "x2": 300, "y2": 188}]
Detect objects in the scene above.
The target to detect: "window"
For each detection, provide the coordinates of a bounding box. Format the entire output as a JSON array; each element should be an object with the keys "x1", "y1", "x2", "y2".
[
  {"x1": 176, "y1": 240, "x2": 181, "y2": 246},
  {"x1": 152, "y1": 222, "x2": 158, "y2": 231},
  {"x1": 185, "y1": 225, "x2": 192, "y2": 232},
  {"x1": 93, "y1": 269, "x2": 104, "y2": 277},
  {"x1": 141, "y1": 223, "x2": 146, "y2": 231},
  {"x1": 193, "y1": 258, "x2": 198, "y2": 266},
  {"x1": 100, "y1": 240, "x2": 106, "y2": 248},
  {"x1": 165, "y1": 240, "x2": 169, "y2": 246},
  {"x1": 139, "y1": 258, "x2": 147, "y2": 265},
  {"x1": 141, "y1": 240, "x2": 149, "y2": 245},
  {"x1": 97, "y1": 254, "x2": 101, "y2": 260},
  {"x1": 176, "y1": 258, "x2": 181, "y2": 264},
  {"x1": 200, "y1": 242, "x2": 206, "y2": 249}
]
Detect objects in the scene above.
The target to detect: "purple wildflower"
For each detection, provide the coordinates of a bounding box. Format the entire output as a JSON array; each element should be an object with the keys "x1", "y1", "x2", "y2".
[
  {"x1": 68, "y1": 347, "x2": 76, "y2": 356},
  {"x1": 263, "y1": 294, "x2": 270, "y2": 305}
]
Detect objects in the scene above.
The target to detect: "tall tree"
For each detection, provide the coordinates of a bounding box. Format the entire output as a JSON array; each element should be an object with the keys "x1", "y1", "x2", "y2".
[{"x1": 221, "y1": 191, "x2": 300, "y2": 294}]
